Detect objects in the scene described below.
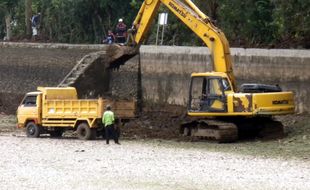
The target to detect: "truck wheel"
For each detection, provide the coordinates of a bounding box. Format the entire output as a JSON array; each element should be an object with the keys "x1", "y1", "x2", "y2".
[
  {"x1": 50, "y1": 129, "x2": 63, "y2": 138},
  {"x1": 76, "y1": 123, "x2": 92, "y2": 140},
  {"x1": 26, "y1": 122, "x2": 40, "y2": 138}
]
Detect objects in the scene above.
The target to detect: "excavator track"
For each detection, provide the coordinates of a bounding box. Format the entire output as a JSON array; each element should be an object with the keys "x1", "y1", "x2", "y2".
[
  {"x1": 181, "y1": 117, "x2": 285, "y2": 143},
  {"x1": 181, "y1": 120, "x2": 238, "y2": 143}
]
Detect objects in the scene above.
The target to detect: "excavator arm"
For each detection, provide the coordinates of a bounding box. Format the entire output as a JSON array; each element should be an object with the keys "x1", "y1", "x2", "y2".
[{"x1": 130, "y1": 0, "x2": 237, "y2": 91}]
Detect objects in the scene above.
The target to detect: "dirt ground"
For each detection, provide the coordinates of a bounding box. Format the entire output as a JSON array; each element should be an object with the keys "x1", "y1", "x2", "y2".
[
  {"x1": 0, "y1": 110, "x2": 310, "y2": 159},
  {"x1": 120, "y1": 110, "x2": 310, "y2": 159},
  {"x1": 0, "y1": 113, "x2": 310, "y2": 190}
]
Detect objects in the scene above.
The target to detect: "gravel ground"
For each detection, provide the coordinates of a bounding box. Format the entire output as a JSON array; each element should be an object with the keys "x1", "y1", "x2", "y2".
[{"x1": 0, "y1": 134, "x2": 309, "y2": 190}]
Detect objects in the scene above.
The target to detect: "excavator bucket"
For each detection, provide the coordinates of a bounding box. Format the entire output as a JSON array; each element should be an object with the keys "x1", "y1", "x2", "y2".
[{"x1": 58, "y1": 44, "x2": 138, "y2": 97}]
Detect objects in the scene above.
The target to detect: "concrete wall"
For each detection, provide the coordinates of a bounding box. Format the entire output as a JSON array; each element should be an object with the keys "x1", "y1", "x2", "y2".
[{"x1": 0, "y1": 43, "x2": 309, "y2": 114}]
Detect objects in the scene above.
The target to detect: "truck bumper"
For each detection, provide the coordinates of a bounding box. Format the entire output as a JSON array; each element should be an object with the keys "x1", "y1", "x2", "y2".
[{"x1": 16, "y1": 123, "x2": 24, "y2": 128}]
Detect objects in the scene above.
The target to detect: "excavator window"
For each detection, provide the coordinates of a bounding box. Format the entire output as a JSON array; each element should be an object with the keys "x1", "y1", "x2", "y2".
[
  {"x1": 209, "y1": 79, "x2": 223, "y2": 96},
  {"x1": 189, "y1": 77, "x2": 227, "y2": 112},
  {"x1": 222, "y1": 78, "x2": 231, "y2": 91},
  {"x1": 189, "y1": 77, "x2": 205, "y2": 111}
]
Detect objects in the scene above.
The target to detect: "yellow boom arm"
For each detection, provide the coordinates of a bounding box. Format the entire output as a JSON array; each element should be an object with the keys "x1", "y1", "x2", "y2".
[{"x1": 131, "y1": 0, "x2": 237, "y2": 91}]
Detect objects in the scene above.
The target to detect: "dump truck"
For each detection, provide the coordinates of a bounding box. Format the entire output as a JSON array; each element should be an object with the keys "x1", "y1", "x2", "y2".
[{"x1": 17, "y1": 87, "x2": 136, "y2": 140}]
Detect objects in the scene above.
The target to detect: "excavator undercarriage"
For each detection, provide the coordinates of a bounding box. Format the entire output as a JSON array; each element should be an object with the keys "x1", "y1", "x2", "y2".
[
  {"x1": 180, "y1": 116, "x2": 285, "y2": 143},
  {"x1": 181, "y1": 119, "x2": 238, "y2": 142}
]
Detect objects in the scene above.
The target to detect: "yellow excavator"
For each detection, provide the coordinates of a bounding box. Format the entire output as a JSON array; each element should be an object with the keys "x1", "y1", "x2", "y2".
[{"x1": 127, "y1": 0, "x2": 295, "y2": 142}]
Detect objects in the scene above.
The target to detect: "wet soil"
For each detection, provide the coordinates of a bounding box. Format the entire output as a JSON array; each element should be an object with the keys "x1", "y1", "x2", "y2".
[
  {"x1": 1, "y1": 111, "x2": 310, "y2": 160},
  {"x1": 122, "y1": 105, "x2": 185, "y2": 140}
]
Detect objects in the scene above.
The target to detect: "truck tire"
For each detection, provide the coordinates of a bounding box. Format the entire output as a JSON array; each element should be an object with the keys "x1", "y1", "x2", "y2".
[
  {"x1": 26, "y1": 122, "x2": 40, "y2": 138},
  {"x1": 76, "y1": 123, "x2": 92, "y2": 140}
]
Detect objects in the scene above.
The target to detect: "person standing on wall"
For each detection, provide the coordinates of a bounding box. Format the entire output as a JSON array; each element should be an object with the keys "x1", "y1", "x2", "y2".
[
  {"x1": 115, "y1": 18, "x2": 127, "y2": 43},
  {"x1": 102, "y1": 105, "x2": 120, "y2": 145},
  {"x1": 31, "y1": 12, "x2": 41, "y2": 40}
]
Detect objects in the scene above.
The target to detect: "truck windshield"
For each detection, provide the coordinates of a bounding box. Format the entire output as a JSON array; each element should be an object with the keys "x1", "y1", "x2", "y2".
[{"x1": 22, "y1": 95, "x2": 37, "y2": 107}]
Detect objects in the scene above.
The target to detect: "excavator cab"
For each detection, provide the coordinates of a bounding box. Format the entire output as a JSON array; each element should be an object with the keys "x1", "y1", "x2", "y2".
[{"x1": 188, "y1": 73, "x2": 232, "y2": 113}]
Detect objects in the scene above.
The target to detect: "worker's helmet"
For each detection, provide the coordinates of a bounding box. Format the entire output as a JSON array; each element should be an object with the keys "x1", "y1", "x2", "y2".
[
  {"x1": 106, "y1": 105, "x2": 111, "y2": 110},
  {"x1": 118, "y1": 18, "x2": 123, "y2": 22}
]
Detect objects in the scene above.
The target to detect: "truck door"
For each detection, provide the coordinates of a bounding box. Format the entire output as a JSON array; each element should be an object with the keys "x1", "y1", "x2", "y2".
[{"x1": 17, "y1": 94, "x2": 41, "y2": 125}]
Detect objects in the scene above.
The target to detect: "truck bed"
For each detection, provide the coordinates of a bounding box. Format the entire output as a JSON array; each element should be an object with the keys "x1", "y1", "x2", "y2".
[{"x1": 43, "y1": 98, "x2": 136, "y2": 119}]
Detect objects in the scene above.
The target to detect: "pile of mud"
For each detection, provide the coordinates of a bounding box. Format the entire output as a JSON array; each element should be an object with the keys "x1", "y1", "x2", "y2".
[
  {"x1": 121, "y1": 105, "x2": 186, "y2": 140},
  {"x1": 120, "y1": 113, "x2": 306, "y2": 142}
]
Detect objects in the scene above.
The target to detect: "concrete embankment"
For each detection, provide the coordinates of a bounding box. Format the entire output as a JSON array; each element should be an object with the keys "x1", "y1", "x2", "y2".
[
  {"x1": 0, "y1": 42, "x2": 309, "y2": 114},
  {"x1": 135, "y1": 46, "x2": 310, "y2": 113},
  {"x1": 0, "y1": 43, "x2": 104, "y2": 113}
]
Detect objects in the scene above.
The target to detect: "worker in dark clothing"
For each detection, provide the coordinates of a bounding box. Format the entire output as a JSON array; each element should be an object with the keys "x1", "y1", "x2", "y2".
[
  {"x1": 115, "y1": 18, "x2": 127, "y2": 43},
  {"x1": 102, "y1": 105, "x2": 120, "y2": 145},
  {"x1": 31, "y1": 13, "x2": 41, "y2": 39}
]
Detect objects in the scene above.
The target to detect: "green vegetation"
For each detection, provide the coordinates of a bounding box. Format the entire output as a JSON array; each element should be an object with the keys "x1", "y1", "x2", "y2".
[{"x1": 0, "y1": 0, "x2": 309, "y2": 47}]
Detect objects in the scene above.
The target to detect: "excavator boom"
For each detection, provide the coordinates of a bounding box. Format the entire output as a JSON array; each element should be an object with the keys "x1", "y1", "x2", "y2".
[{"x1": 131, "y1": 0, "x2": 237, "y2": 91}]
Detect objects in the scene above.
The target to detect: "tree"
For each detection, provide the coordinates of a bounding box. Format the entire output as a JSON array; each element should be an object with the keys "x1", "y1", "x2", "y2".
[
  {"x1": 272, "y1": 0, "x2": 310, "y2": 48},
  {"x1": 217, "y1": 0, "x2": 276, "y2": 47},
  {"x1": 25, "y1": 0, "x2": 32, "y2": 38},
  {"x1": 193, "y1": 0, "x2": 219, "y2": 21},
  {"x1": 0, "y1": 0, "x2": 20, "y2": 40},
  {"x1": 0, "y1": 0, "x2": 308, "y2": 48}
]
